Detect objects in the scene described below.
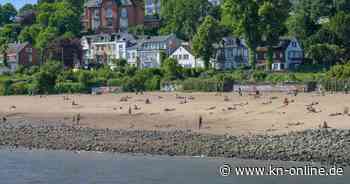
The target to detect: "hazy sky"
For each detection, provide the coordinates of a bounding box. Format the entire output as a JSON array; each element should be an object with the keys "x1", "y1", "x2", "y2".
[{"x1": 0, "y1": 0, "x2": 37, "y2": 9}]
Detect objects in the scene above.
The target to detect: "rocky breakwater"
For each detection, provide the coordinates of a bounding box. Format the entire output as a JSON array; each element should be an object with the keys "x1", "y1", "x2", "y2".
[{"x1": 0, "y1": 121, "x2": 350, "y2": 166}]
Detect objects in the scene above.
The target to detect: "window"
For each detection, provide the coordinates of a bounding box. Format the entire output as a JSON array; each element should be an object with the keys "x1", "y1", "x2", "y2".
[
  {"x1": 121, "y1": 8, "x2": 128, "y2": 18},
  {"x1": 106, "y1": 7, "x2": 113, "y2": 18},
  {"x1": 26, "y1": 48, "x2": 32, "y2": 53},
  {"x1": 183, "y1": 54, "x2": 189, "y2": 60},
  {"x1": 178, "y1": 55, "x2": 182, "y2": 60},
  {"x1": 292, "y1": 42, "x2": 297, "y2": 47},
  {"x1": 28, "y1": 54, "x2": 33, "y2": 63},
  {"x1": 106, "y1": 17, "x2": 113, "y2": 27}
]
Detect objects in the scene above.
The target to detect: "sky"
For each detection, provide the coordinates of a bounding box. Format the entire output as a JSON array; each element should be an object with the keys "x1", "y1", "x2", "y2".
[{"x1": 0, "y1": 0, "x2": 37, "y2": 9}]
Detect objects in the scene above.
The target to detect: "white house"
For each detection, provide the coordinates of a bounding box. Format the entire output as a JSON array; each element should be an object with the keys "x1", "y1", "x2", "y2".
[
  {"x1": 170, "y1": 45, "x2": 204, "y2": 68},
  {"x1": 81, "y1": 33, "x2": 136, "y2": 68},
  {"x1": 136, "y1": 34, "x2": 182, "y2": 68}
]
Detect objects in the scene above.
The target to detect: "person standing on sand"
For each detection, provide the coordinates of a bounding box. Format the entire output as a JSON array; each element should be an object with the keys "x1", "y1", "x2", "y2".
[
  {"x1": 198, "y1": 116, "x2": 203, "y2": 130},
  {"x1": 238, "y1": 87, "x2": 243, "y2": 96},
  {"x1": 345, "y1": 84, "x2": 349, "y2": 94}
]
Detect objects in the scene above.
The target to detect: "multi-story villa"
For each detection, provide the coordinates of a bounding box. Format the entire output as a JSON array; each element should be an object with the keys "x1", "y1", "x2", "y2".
[
  {"x1": 144, "y1": 0, "x2": 161, "y2": 16},
  {"x1": 137, "y1": 34, "x2": 182, "y2": 68},
  {"x1": 0, "y1": 42, "x2": 39, "y2": 73},
  {"x1": 82, "y1": 0, "x2": 144, "y2": 33},
  {"x1": 256, "y1": 38, "x2": 304, "y2": 71},
  {"x1": 81, "y1": 32, "x2": 137, "y2": 68},
  {"x1": 214, "y1": 37, "x2": 249, "y2": 70}
]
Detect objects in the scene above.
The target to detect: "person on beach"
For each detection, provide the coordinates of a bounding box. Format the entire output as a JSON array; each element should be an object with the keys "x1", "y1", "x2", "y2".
[
  {"x1": 294, "y1": 89, "x2": 298, "y2": 96},
  {"x1": 283, "y1": 98, "x2": 289, "y2": 106},
  {"x1": 238, "y1": 87, "x2": 243, "y2": 96},
  {"x1": 198, "y1": 116, "x2": 203, "y2": 130},
  {"x1": 345, "y1": 84, "x2": 349, "y2": 94}
]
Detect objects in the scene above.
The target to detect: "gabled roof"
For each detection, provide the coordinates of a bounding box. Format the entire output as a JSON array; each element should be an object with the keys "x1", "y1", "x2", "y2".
[
  {"x1": 140, "y1": 34, "x2": 176, "y2": 43},
  {"x1": 170, "y1": 45, "x2": 195, "y2": 56},
  {"x1": 85, "y1": 0, "x2": 101, "y2": 8},
  {"x1": 6, "y1": 42, "x2": 29, "y2": 55},
  {"x1": 213, "y1": 36, "x2": 247, "y2": 49},
  {"x1": 83, "y1": 32, "x2": 136, "y2": 43},
  {"x1": 257, "y1": 37, "x2": 300, "y2": 51}
]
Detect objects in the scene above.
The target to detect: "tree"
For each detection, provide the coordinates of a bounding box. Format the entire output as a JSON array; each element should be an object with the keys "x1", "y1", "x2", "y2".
[
  {"x1": 192, "y1": 16, "x2": 221, "y2": 69},
  {"x1": 308, "y1": 43, "x2": 344, "y2": 68},
  {"x1": 0, "y1": 3, "x2": 17, "y2": 26},
  {"x1": 19, "y1": 4, "x2": 36, "y2": 15},
  {"x1": 327, "y1": 11, "x2": 350, "y2": 48},
  {"x1": 162, "y1": 58, "x2": 182, "y2": 80},
  {"x1": 222, "y1": 0, "x2": 262, "y2": 68},
  {"x1": 0, "y1": 23, "x2": 22, "y2": 43},
  {"x1": 160, "y1": 0, "x2": 211, "y2": 40},
  {"x1": 36, "y1": 2, "x2": 81, "y2": 36},
  {"x1": 259, "y1": 0, "x2": 291, "y2": 70},
  {"x1": 0, "y1": 37, "x2": 9, "y2": 67}
]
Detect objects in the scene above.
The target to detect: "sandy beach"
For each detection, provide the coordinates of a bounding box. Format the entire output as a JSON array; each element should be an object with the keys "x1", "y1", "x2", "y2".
[{"x1": 1, "y1": 92, "x2": 350, "y2": 135}]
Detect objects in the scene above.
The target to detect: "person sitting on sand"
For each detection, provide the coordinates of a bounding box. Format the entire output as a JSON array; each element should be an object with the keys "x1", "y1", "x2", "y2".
[
  {"x1": 294, "y1": 89, "x2": 298, "y2": 96},
  {"x1": 283, "y1": 98, "x2": 289, "y2": 106}
]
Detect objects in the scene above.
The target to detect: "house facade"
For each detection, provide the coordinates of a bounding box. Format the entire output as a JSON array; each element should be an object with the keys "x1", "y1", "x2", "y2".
[
  {"x1": 256, "y1": 38, "x2": 303, "y2": 71},
  {"x1": 82, "y1": 0, "x2": 144, "y2": 33},
  {"x1": 170, "y1": 44, "x2": 204, "y2": 68},
  {"x1": 144, "y1": 0, "x2": 161, "y2": 16},
  {"x1": 0, "y1": 42, "x2": 39, "y2": 72},
  {"x1": 214, "y1": 37, "x2": 249, "y2": 70},
  {"x1": 81, "y1": 32, "x2": 137, "y2": 68},
  {"x1": 144, "y1": 0, "x2": 161, "y2": 28},
  {"x1": 136, "y1": 34, "x2": 182, "y2": 68}
]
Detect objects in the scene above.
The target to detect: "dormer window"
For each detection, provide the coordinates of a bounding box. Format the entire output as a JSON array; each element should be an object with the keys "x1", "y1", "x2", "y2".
[{"x1": 292, "y1": 41, "x2": 297, "y2": 47}]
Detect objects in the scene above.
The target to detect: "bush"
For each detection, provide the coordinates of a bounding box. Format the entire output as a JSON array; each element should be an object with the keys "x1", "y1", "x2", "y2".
[
  {"x1": 145, "y1": 76, "x2": 161, "y2": 91},
  {"x1": 107, "y1": 78, "x2": 124, "y2": 87},
  {"x1": 54, "y1": 82, "x2": 86, "y2": 93},
  {"x1": 0, "y1": 79, "x2": 13, "y2": 95},
  {"x1": 11, "y1": 81, "x2": 29, "y2": 95},
  {"x1": 182, "y1": 78, "x2": 221, "y2": 92}
]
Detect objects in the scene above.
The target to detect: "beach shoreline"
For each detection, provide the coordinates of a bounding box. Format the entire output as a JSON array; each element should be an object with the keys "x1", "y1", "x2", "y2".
[{"x1": 0, "y1": 121, "x2": 349, "y2": 166}]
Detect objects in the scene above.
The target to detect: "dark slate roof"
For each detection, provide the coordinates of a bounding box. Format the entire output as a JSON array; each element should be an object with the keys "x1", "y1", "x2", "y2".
[
  {"x1": 257, "y1": 37, "x2": 296, "y2": 50},
  {"x1": 141, "y1": 34, "x2": 176, "y2": 43},
  {"x1": 7, "y1": 42, "x2": 29, "y2": 54},
  {"x1": 85, "y1": 0, "x2": 100, "y2": 8},
  {"x1": 213, "y1": 36, "x2": 247, "y2": 49}
]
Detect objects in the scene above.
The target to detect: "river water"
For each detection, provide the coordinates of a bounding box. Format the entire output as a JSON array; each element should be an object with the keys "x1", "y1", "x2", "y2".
[{"x1": 0, "y1": 148, "x2": 348, "y2": 184}]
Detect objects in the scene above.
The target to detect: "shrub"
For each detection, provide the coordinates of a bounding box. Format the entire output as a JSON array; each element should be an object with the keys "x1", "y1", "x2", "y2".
[
  {"x1": 107, "y1": 78, "x2": 124, "y2": 87},
  {"x1": 145, "y1": 76, "x2": 161, "y2": 91},
  {"x1": 54, "y1": 82, "x2": 86, "y2": 93},
  {"x1": 182, "y1": 78, "x2": 220, "y2": 92},
  {"x1": 11, "y1": 81, "x2": 29, "y2": 95},
  {"x1": 0, "y1": 79, "x2": 13, "y2": 95}
]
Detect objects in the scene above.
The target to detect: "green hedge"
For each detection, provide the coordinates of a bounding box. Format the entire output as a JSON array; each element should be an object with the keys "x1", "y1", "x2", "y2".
[
  {"x1": 54, "y1": 82, "x2": 86, "y2": 93},
  {"x1": 181, "y1": 78, "x2": 221, "y2": 92}
]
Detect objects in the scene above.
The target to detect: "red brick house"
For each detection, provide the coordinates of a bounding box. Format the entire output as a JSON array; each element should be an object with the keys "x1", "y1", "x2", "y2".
[
  {"x1": 0, "y1": 42, "x2": 39, "y2": 72},
  {"x1": 82, "y1": 0, "x2": 145, "y2": 33}
]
